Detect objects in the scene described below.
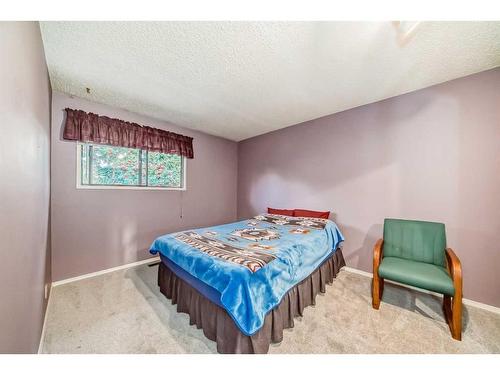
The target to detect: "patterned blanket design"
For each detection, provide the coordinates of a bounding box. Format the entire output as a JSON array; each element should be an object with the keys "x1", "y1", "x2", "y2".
[
  {"x1": 253, "y1": 214, "x2": 328, "y2": 229},
  {"x1": 175, "y1": 231, "x2": 277, "y2": 272},
  {"x1": 173, "y1": 214, "x2": 329, "y2": 272}
]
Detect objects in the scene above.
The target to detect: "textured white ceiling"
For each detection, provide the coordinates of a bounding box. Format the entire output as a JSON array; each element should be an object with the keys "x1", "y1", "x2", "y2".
[{"x1": 40, "y1": 21, "x2": 500, "y2": 141}]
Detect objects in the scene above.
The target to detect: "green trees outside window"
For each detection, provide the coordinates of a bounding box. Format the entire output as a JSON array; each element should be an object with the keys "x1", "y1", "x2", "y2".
[{"x1": 80, "y1": 144, "x2": 184, "y2": 189}]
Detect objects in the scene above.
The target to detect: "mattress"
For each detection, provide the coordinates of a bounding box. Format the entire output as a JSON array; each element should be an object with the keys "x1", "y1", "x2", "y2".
[{"x1": 160, "y1": 254, "x2": 222, "y2": 307}]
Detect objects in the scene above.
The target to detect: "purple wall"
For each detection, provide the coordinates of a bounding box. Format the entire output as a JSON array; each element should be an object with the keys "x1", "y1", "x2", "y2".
[
  {"x1": 0, "y1": 22, "x2": 52, "y2": 353},
  {"x1": 51, "y1": 92, "x2": 238, "y2": 281},
  {"x1": 238, "y1": 67, "x2": 500, "y2": 308}
]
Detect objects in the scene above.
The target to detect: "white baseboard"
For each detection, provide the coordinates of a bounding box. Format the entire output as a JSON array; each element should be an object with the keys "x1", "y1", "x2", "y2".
[
  {"x1": 342, "y1": 266, "x2": 500, "y2": 315},
  {"x1": 38, "y1": 283, "x2": 52, "y2": 354},
  {"x1": 51, "y1": 256, "x2": 160, "y2": 287}
]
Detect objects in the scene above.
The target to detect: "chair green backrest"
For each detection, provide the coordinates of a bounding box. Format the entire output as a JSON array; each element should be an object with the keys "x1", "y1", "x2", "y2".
[{"x1": 383, "y1": 218, "x2": 446, "y2": 267}]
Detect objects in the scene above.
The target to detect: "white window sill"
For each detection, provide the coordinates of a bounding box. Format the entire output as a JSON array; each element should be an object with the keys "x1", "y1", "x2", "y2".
[{"x1": 76, "y1": 184, "x2": 186, "y2": 191}]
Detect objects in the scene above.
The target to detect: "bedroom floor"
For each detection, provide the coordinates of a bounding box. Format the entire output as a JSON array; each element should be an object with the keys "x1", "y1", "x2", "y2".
[{"x1": 41, "y1": 262, "x2": 500, "y2": 354}]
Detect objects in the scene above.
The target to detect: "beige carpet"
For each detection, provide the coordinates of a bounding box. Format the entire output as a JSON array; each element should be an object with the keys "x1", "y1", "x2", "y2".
[{"x1": 41, "y1": 262, "x2": 500, "y2": 354}]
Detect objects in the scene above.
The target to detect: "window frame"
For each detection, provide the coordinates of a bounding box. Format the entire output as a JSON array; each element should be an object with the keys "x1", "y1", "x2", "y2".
[{"x1": 75, "y1": 143, "x2": 187, "y2": 191}]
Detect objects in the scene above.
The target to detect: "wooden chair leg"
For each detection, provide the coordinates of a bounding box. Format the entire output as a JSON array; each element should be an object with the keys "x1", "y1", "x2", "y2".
[
  {"x1": 372, "y1": 238, "x2": 384, "y2": 310},
  {"x1": 443, "y1": 295, "x2": 452, "y2": 324},
  {"x1": 372, "y1": 274, "x2": 383, "y2": 309},
  {"x1": 380, "y1": 278, "x2": 384, "y2": 300},
  {"x1": 451, "y1": 293, "x2": 462, "y2": 341}
]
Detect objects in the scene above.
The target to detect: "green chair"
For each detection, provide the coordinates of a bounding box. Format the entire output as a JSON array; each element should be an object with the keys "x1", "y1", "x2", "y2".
[{"x1": 372, "y1": 218, "x2": 462, "y2": 340}]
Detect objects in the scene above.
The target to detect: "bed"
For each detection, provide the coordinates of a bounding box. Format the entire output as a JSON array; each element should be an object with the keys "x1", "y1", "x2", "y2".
[{"x1": 149, "y1": 213, "x2": 345, "y2": 353}]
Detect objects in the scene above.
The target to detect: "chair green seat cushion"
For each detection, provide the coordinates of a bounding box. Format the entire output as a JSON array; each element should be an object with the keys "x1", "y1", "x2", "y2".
[{"x1": 378, "y1": 257, "x2": 455, "y2": 296}]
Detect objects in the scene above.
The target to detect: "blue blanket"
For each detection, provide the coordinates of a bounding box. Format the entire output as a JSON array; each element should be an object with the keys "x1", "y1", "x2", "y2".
[{"x1": 149, "y1": 214, "x2": 344, "y2": 336}]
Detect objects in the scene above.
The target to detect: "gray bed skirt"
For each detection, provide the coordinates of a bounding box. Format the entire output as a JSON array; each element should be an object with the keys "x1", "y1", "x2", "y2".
[{"x1": 157, "y1": 248, "x2": 345, "y2": 354}]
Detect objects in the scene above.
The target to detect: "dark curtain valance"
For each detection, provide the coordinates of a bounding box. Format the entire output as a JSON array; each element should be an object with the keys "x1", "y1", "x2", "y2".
[{"x1": 63, "y1": 108, "x2": 194, "y2": 158}]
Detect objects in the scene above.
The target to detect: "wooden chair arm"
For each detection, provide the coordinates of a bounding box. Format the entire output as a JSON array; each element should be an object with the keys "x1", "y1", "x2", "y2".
[
  {"x1": 445, "y1": 247, "x2": 463, "y2": 340},
  {"x1": 445, "y1": 247, "x2": 462, "y2": 294},
  {"x1": 373, "y1": 238, "x2": 384, "y2": 273}
]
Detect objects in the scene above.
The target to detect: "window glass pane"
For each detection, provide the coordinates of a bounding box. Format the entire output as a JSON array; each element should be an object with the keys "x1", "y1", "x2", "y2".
[
  {"x1": 80, "y1": 145, "x2": 89, "y2": 185},
  {"x1": 140, "y1": 150, "x2": 147, "y2": 186},
  {"x1": 147, "y1": 152, "x2": 182, "y2": 188},
  {"x1": 90, "y1": 145, "x2": 140, "y2": 185},
  {"x1": 79, "y1": 144, "x2": 184, "y2": 189}
]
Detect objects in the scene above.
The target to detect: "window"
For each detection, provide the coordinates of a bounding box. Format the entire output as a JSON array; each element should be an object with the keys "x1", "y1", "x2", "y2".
[{"x1": 77, "y1": 144, "x2": 185, "y2": 190}]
